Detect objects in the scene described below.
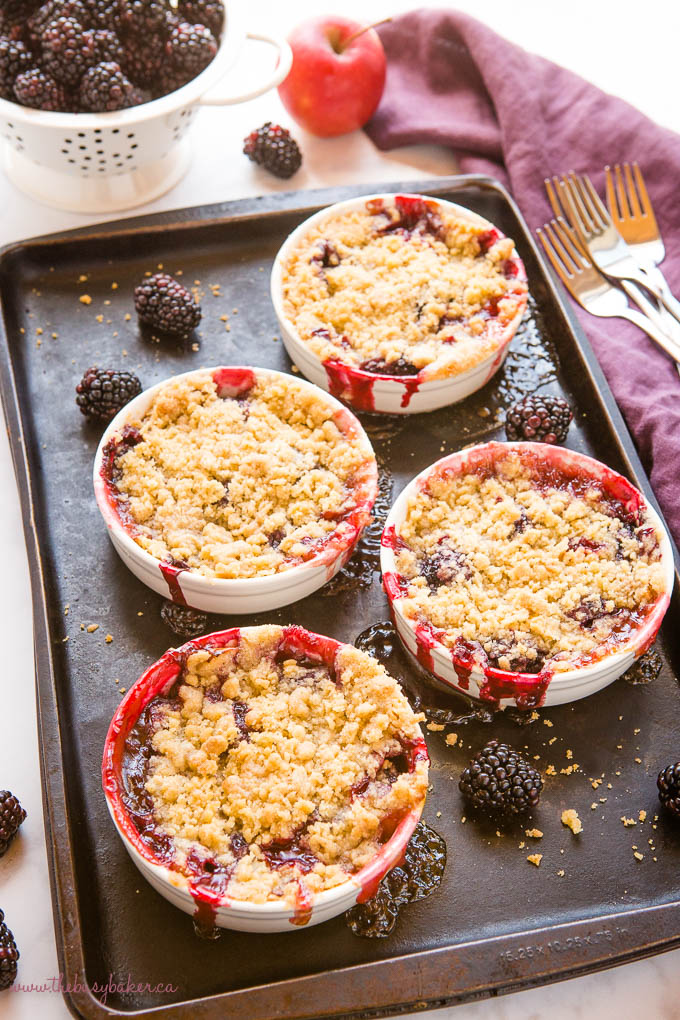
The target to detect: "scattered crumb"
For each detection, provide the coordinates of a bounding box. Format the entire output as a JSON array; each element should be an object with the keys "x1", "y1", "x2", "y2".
[
  {"x1": 639, "y1": 810, "x2": 647, "y2": 822},
  {"x1": 557, "y1": 869, "x2": 565, "y2": 877},
  {"x1": 525, "y1": 828, "x2": 543, "y2": 838},
  {"x1": 634, "y1": 757, "x2": 642, "y2": 764},
  {"x1": 96, "y1": 314, "x2": 104, "y2": 323},
  {"x1": 546, "y1": 765, "x2": 557, "y2": 776},
  {"x1": 529, "y1": 711, "x2": 539, "y2": 722},
  {"x1": 621, "y1": 816, "x2": 636, "y2": 827},
  {"x1": 591, "y1": 779, "x2": 602, "y2": 789},
  {"x1": 137, "y1": 611, "x2": 144, "y2": 616},
  {"x1": 120, "y1": 688, "x2": 126, "y2": 694},
  {"x1": 519, "y1": 840, "x2": 526, "y2": 849},
  {"x1": 291, "y1": 365, "x2": 299, "y2": 373},
  {"x1": 427, "y1": 722, "x2": 445, "y2": 731},
  {"x1": 436, "y1": 811, "x2": 441, "y2": 818},
  {"x1": 591, "y1": 803, "x2": 597, "y2": 810},
  {"x1": 86, "y1": 623, "x2": 99, "y2": 633},
  {"x1": 79, "y1": 294, "x2": 91, "y2": 305},
  {"x1": 527, "y1": 854, "x2": 543, "y2": 867},
  {"x1": 445, "y1": 733, "x2": 458, "y2": 747},
  {"x1": 548, "y1": 737, "x2": 557, "y2": 745},
  {"x1": 561, "y1": 809, "x2": 582, "y2": 834},
  {"x1": 633, "y1": 851, "x2": 644, "y2": 861},
  {"x1": 105, "y1": 634, "x2": 113, "y2": 644},
  {"x1": 124, "y1": 313, "x2": 131, "y2": 321},
  {"x1": 543, "y1": 719, "x2": 553, "y2": 728},
  {"x1": 111, "y1": 282, "x2": 118, "y2": 290}
]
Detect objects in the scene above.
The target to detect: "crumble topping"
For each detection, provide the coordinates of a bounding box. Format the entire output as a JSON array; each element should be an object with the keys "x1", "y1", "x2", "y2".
[
  {"x1": 281, "y1": 195, "x2": 528, "y2": 380},
  {"x1": 127, "y1": 626, "x2": 428, "y2": 907},
  {"x1": 106, "y1": 370, "x2": 376, "y2": 578},
  {"x1": 561, "y1": 809, "x2": 583, "y2": 835},
  {"x1": 393, "y1": 449, "x2": 666, "y2": 673}
]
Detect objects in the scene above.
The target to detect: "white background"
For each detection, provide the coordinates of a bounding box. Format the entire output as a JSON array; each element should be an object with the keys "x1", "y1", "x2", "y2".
[{"x1": 1, "y1": 2, "x2": 679, "y2": 1019}]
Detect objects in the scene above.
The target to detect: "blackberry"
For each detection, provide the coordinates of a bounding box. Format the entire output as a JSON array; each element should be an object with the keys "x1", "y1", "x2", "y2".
[
  {"x1": 27, "y1": 0, "x2": 88, "y2": 45},
  {"x1": 360, "y1": 356, "x2": 419, "y2": 376},
  {"x1": 122, "y1": 34, "x2": 165, "y2": 89},
  {"x1": 42, "y1": 16, "x2": 97, "y2": 87},
  {"x1": 160, "y1": 601, "x2": 208, "y2": 639},
  {"x1": 81, "y1": 0, "x2": 122, "y2": 29},
  {"x1": 505, "y1": 394, "x2": 573, "y2": 444},
  {"x1": 243, "y1": 122, "x2": 302, "y2": 180},
  {"x1": 13, "y1": 67, "x2": 70, "y2": 110},
  {"x1": 179, "y1": 0, "x2": 223, "y2": 38},
  {"x1": 76, "y1": 367, "x2": 143, "y2": 422},
  {"x1": 80, "y1": 60, "x2": 139, "y2": 110},
  {"x1": 93, "y1": 28, "x2": 125, "y2": 63},
  {"x1": 0, "y1": 911, "x2": 19, "y2": 992},
  {"x1": 166, "y1": 20, "x2": 217, "y2": 76},
  {"x1": 459, "y1": 739, "x2": 543, "y2": 817},
  {"x1": 134, "y1": 273, "x2": 202, "y2": 335},
  {"x1": 657, "y1": 762, "x2": 680, "y2": 818},
  {"x1": 0, "y1": 792, "x2": 26, "y2": 857},
  {"x1": 0, "y1": 37, "x2": 32, "y2": 100},
  {"x1": 118, "y1": 0, "x2": 169, "y2": 35}
]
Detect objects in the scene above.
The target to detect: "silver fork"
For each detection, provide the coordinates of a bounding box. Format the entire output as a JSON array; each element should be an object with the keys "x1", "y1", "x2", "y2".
[
  {"x1": 537, "y1": 220, "x2": 680, "y2": 366},
  {"x1": 544, "y1": 176, "x2": 674, "y2": 338},
  {"x1": 560, "y1": 173, "x2": 680, "y2": 329},
  {"x1": 605, "y1": 162, "x2": 680, "y2": 326}
]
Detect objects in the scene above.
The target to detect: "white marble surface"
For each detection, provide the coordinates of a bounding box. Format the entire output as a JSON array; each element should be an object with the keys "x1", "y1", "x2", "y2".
[{"x1": 1, "y1": 1, "x2": 679, "y2": 1018}]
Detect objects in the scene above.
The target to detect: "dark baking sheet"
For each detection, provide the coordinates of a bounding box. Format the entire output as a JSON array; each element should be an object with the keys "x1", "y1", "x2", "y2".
[{"x1": 1, "y1": 175, "x2": 679, "y2": 1020}]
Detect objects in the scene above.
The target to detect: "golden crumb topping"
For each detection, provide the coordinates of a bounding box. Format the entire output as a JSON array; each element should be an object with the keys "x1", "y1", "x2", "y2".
[
  {"x1": 108, "y1": 371, "x2": 376, "y2": 578},
  {"x1": 393, "y1": 449, "x2": 665, "y2": 673},
  {"x1": 281, "y1": 196, "x2": 527, "y2": 380},
  {"x1": 130, "y1": 626, "x2": 428, "y2": 906}
]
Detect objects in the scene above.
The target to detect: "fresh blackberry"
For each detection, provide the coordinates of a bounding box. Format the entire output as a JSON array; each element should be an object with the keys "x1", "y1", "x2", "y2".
[
  {"x1": 0, "y1": 37, "x2": 32, "y2": 100},
  {"x1": 76, "y1": 367, "x2": 143, "y2": 422},
  {"x1": 243, "y1": 122, "x2": 302, "y2": 180},
  {"x1": 118, "y1": 0, "x2": 169, "y2": 34},
  {"x1": 179, "y1": 0, "x2": 223, "y2": 38},
  {"x1": 0, "y1": 792, "x2": 26, "y2": 857},
  {"x1": 121, "y1": 34, "x2": 164, "y2": 88},
  {"x1": 134, "y1": 273, "x2": 202, "y2": 335},
  {"x1": 42, "y1": 16, "x2": 97, "y2": 87},
  {"x1": 80, "y1": 60, "x2": 139, "y2": 110},
  {"x1": 93, "y1": 28, "x2": 125, "y2": 63},
  {"x1": 459, "y1": 739, "x2": 543, "y2": 817},
  {"x1": 0, "y1": 9, "x2": 25, "y2": 40},
  {"x1": 160, "y1": 601, "x2": 209, "y2": 639},
  {"x1": 82, "y1": 0, "x2": 122, "y2": 29},
  {"x1": 0, "y1": 911, "x2": 19, "y2": 991},
  {"x1": 27, "y1": 0, "x2": 88, "y2": 45},
  {"x1": 505, "y1": 394, "x2": 573, "y2": 444},
  {"x1": 166, "y1": 20, "x2": 217, "y2": 76},
  {"x1": 14, "y1": 67, "x2": 70, "y2": 110},
  {"x1": 153, "y1": 62, "x2": 192, "y2": 97},
  {"x1": 657, "y1": 762, "x2": 680, "y2": 818}
]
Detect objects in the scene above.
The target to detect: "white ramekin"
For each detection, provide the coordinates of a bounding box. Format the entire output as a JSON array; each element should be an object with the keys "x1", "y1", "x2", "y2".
[
  {"x1": 102, "y1": 627, "x2": 428, "y2": 933},
  {"x1": 270, "y1": 193, "x2": 528, "y2": 415},
  {"x1": 93, "y1": 366, "x2": 378, "y2": 613},
  {"x1": 380, "y1": 442, "x2": 674, "y2": 708},
  {"x1": 0, "y1": 0, "x2": 291, "y2": 212}
]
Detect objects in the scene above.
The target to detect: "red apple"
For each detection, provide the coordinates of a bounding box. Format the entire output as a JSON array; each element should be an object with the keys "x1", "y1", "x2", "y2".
[{"x1": 278, "y1": 16, "x2": 386, "y2": 138}]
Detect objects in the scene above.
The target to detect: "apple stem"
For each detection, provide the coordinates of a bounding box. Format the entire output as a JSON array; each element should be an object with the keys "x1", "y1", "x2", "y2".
[{"x1": 339, "y1": 17, "x2": 392, "y2": 52}]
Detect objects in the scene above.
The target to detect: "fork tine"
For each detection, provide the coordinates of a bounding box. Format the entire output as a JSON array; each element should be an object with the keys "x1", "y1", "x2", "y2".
[
  {"x1": 622, "y1": 163, "x2": 642, "y2": 218},
  {"x1": 614, "y1": 164, "x2": 632, "y2": 220},
  {"x1": 544, "y1": 220, "x2": 579, "y2": 275},
  {"x1": 552, "y1": 217, "x2": 586, "y2": 266},
  {"x1": 545, "y1": 176, "x2": 565, "y2": 221},
  {"x1": 632, "y1": 162, "x2": 658, "y2": 226},
  {"x1": 604, "y1": 165, "x2": 620, "y2": 222},
  {"x1": 563, "y1": 174, "x2": 596, "y2": 232},
  {"x1": 581, "y1": 174, "x2": 612, "y2": 228},
  {"x1": 537, "y1": 227, "x2": 572, "y2": 290}
]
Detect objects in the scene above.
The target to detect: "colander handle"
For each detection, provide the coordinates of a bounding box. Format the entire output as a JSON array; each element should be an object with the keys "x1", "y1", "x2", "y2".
[{"x1": 198, "y1": 32, "x2": 293, "y2": 106}]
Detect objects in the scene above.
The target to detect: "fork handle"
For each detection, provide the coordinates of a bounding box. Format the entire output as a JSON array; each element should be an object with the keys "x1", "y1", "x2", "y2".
[
  {"x1": 621, "y1": 306, "x2": 680, "y2": 366},
  {"x1": 621, "y1": 281, "x2": 680, "y2": 345}
]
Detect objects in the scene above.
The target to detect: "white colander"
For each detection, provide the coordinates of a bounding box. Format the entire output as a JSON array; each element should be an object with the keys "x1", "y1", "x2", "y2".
[{"x1": 0, "y1": 0, "x2": 291, "y2": 212}]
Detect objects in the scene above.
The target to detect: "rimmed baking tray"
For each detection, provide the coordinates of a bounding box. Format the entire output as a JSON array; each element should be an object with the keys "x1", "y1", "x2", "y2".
[{"x1": 0, "y1": 175, "x2": 678, "y2": 1019}]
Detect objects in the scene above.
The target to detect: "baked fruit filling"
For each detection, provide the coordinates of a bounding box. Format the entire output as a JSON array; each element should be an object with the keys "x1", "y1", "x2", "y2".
[
  {"x1": 281, "y1": 194, "x2": 528, "y2": 380},
  {"x1": 391, "y1": 449, "x2": 666, "y2": 673},
  {"x1": 121, "y1": 626, "x2": 428, "y2": 907},
  {"x1": 101, "y1": 369, "x2": 376, "y2": 579}
]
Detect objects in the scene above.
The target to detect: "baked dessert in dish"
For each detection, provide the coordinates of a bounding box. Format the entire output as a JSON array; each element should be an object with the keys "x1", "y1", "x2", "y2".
[
  {"x1": 95, "y1": 367, "x2": 377, "y2": 599},
  {"x1": 381, "y1": 442, "x2": 673, "y2": 707},
  {"x1": 272, "y1": 193, "x2": 528, "y2": 414},
  {"x1": 103, "y1": 625, "x2": 428, "y2": 929}
]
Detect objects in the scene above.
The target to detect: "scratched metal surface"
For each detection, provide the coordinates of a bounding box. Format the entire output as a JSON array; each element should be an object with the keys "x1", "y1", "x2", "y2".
[{"x1": 0, "y1": 176, "x2": 678, "y2": 1020}]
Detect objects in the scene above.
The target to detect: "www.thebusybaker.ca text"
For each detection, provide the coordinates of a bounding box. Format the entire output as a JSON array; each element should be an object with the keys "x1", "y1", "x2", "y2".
[{"x1": 10, "y1": 973, "x2": 179, "y2": 1004}]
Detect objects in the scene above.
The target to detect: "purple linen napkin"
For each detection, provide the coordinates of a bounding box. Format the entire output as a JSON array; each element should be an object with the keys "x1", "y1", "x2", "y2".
[{"x1": 366, "y1": 8, "x2": 680, "y2": 547}]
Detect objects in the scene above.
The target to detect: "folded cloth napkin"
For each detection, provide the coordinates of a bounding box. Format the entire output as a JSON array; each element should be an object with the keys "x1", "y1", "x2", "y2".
[{"x1": 366, "y1": 8, "x2": 680, "y2": 547}]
